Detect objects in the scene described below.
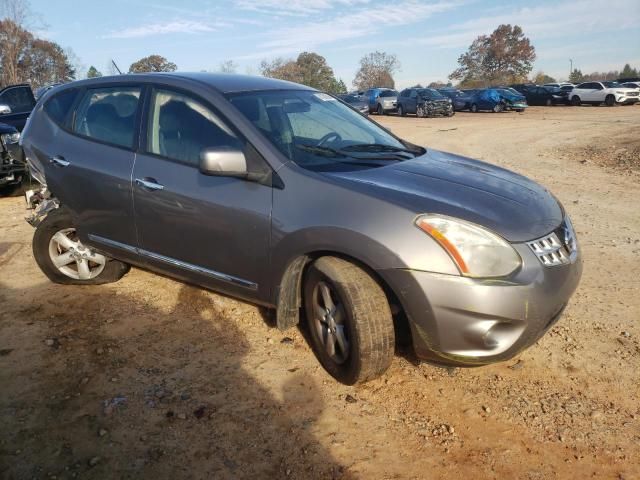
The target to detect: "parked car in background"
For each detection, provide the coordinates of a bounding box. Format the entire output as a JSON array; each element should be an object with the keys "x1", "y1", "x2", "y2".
[
  {"x1": 511, "y1": 84, "x2": 566, "y2": 106},
  {"x1": 0, "y1": 122, "x2": 26, "y2": 194},
  {"x1": 0, "y1": 84, "x2": 37, "y2": 131},
  {"x1": 0, "y1": 84, "x2": 35, "y2": 194},
  {"x1": 543, "y1": 83, "x2": 574, "y2": 89},
  {"x1": 621, "y1": 82, "x2": 640, "y2": 97},
  {"x1": 21, "y1": 73, "x2": 582, "y2": 384},
  {"x1": 495, "y1": 88, "x2": 528, "y2": 112},
  {"x1": 437, "y1": 88, "x2": 475, "y2": 111},
  {"x1": 338, "y1": 94, "x2": 369, "y2": 115},
  {"x1": 397, "y1": 88, "x2": 454, "y2": 117},
  {"x1": 34, "y1": 83, "x2": 63, "y2": 100},
  {"x1": 365, "y1": 88, "x2": 398, "y2": 115},
  {"x1": 569, "y1": 81, "x2": 640, "y2": 106},
  {"x1": 468, "y1": 89, "x2": 506, "y2": 113}
]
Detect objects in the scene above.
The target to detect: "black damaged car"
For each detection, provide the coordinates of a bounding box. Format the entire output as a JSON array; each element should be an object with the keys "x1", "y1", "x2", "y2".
[{"x1": 397, "y1": 88, "x2": 454, "y2": 117}]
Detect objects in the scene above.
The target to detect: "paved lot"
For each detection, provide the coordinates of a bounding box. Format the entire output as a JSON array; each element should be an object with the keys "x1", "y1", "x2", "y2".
[{"x1": 1, "y1": 106, "x2": 639, "y2": 479}]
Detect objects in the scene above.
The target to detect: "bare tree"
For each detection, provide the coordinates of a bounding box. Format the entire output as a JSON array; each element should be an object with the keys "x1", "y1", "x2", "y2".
[
  {"x1": 353, "y1": 51, "x2": 400, "y2": 90},
  {"x1": 218, "y1": 60, "x2": 238, "y2": 74}
]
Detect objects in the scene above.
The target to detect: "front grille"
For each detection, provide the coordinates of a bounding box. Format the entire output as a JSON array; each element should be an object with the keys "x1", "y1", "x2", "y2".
[
  {"x1": 627, "y1": 92, "x2": 639, "y2": 96},
  {"x1": 527, "y1": 218, "x2": 577, "y2": 267}
]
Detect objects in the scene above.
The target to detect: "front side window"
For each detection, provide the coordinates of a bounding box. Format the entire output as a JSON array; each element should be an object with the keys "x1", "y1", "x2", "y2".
[
  {"x1": 73, "y1": 87, "x2": 141, "y2": 148},
  {"x1": 147, "y1": 89, "x2": 242, "y2": 166},
  {"x1": 228, "y1": 90, "x2": 421, "y2": 172},
  {"x1": 0, "y1": 86, "x2": 35, "y2": 114}
]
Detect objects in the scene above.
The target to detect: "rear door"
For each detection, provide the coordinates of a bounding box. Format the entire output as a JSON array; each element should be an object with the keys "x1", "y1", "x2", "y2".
[
  {"x1": 0, "y1": 85, "x2": 36, "y2": 131},
  {"x1": 407, "y1": 89, "x2": 418, "y2": 113},
  {"x1": 132, "y1": 86, "x2": 272, "y2": 301},
  {"x1": 43, "y1": 85, "x2": 142, "y2": 251}
]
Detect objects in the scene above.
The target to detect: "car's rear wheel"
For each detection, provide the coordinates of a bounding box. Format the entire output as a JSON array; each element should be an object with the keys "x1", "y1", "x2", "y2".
[
  {"x1": 605, "y1": 95, "x2": 615, "y2": 107},
  {"x1": 545, "y1": 98, "x2": 552, "y2": 106},
  {"x1": 571, "y1": 96, "x2": 581, "y2": 106},
  {"x1": 471, "y1": 103, "x2": 478, "y2": 113},
  {"x1": 377, "y1": 104, "x2": 384, "y2": 115},
  {"x1": 398, "y1": 104, "x2": 405, "y2": 117},
  {"x1": 303, "y1": 256, "x2": 395, "y2": 385},
  {"x1": 33, "y1": 207, "x2": 130, "y2": 285}
]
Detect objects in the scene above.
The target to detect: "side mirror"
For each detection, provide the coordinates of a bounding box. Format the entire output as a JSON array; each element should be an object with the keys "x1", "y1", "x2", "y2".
[
  {"x1": 199, "y1": 146, "x2": 247, "y2": 178},
  {"x1": 0, "y1": 104, "x2": 12, "y2": 115}
]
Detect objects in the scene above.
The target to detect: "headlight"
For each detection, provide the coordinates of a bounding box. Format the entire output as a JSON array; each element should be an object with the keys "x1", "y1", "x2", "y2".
[
  {"x1": 415, "y1": 214, "x2": 521, "y2": 278},
  {"x1": 1, "y1": 132, "x2": 20, "y2": 144}
]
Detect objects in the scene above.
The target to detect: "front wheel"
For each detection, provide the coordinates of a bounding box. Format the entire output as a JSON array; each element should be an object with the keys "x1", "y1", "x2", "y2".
[
  {"x1": 571, "y1": 96, "x2": 581, "y2": 106},
  {"x1": 492, "y1": 103, "x2": 504, "y2": 113},
  {"x1": 605, "y1": 95, "x2": 615, "y2": 107},
  {"x1": 545, "y1": 98, "x2": 552, "y2": 106},
  {"x1": 33, "y1": 207, "x2": 130, "y2": 285},
  {"x1": 470, "y1": 103, "x2": 478, "y2": 113},
  {"x1": 398, "y1": 104, "x2": 405, "y2": 117},
  {"x1": 303, "y1": 257, "x2": 395, "y2": 385},
  {"x1": 377, "y1": 104, "x2": 384, "y2": 115}
]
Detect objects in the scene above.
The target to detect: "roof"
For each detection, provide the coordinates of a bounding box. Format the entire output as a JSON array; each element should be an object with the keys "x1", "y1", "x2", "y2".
[{"x1": 62, "y1": 72, "x2": 313, "y2": 94}]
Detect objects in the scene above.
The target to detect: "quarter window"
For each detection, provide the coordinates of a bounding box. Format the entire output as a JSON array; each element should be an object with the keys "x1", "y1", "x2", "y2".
[
  {"x1": 44, "y1": 89, "x2": 78, "y2": 127},
  {"x1": 147, "y1": 89, "x2": 242, "y2": 167},
  {"x1": 73, "y1": 87, "x2": 141, "y2": 148},
  {"x1": 0, "y1": 86, "x2": 35, "y2": 114}
]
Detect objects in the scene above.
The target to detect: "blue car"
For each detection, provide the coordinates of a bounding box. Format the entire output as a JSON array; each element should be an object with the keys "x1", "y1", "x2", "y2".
[
  {"x1": 437, "y1": 89, "x2": 476, "y2": 111},
  {"x1": 496, "y1": 88, "x2": 528, "y2": 112},
  {"x1": 469, "y1": 89, "x2": 507, "y2": 113}
]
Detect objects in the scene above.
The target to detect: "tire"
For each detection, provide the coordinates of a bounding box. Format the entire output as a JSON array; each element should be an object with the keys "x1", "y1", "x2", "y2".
[
  {"x1": 447, "y1": 110, "x2": 455, "y2": 117},
  {"x1": 605, "y1": 95, "x2": 615, "y2": 107},
  {"x1": 471, "y1": 103, "x2": 478, "y2": 113},
  {"x1": 398, "y1": 104, "x2": 405, "y2": 117},
  {"x1": 492, "y1": 103, "x2": 504, "y2": 113},
  {"x1": 303, "y1": 256, "x2": 395, "y2": 385},
  {"x1": 377, "y1": 104, "x2": 384, "y2": 115},
  {"x1": 571, "y1": 96, "x2": 581, "y2": 106},
  {"x1": 545, "y1": 98, "x2": 552, "y2": 106},
  {"x1": 32, "y1": 207, "x2": 130, "y2": 285},
  {"x1": 516, "y1": 109, "x2": 524, "y2": 113}
]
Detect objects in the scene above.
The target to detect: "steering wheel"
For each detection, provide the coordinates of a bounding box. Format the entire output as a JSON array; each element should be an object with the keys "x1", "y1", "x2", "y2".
[{"x1": 316, "y1": 132, "x2": 342, "y2": 147}]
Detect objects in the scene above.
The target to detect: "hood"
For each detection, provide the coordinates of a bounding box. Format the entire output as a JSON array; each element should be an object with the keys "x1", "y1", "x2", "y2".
[
  {"x1": 327, "y1": 149, "x2": 563, "y2": 242},
  {"x1": 0, "y1": 122, "x2": 18, "y2": 135}
]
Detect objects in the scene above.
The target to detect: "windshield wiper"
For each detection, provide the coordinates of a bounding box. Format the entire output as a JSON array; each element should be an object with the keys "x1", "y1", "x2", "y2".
[
  {"x1": 339, "y1": 143, "x2": 420, "y2": 155},
  {"x1": 296, "y1": 144, "x2": 345, "y2": 157}
]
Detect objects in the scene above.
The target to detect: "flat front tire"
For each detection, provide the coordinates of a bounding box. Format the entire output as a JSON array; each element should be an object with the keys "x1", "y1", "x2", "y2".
[
  {"x1": 304, "y1": 257, "x2": 395, "y2": 385},
  {"x1": 33, "y1": 207, "x2": 130, "y2": 285}
]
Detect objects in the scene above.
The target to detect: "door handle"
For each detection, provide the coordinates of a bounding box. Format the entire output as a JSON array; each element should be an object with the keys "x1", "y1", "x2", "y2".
[
  {"x1": 135, "y1": 178, "x2": 164, "y2": 191},
  {"x1": 49, "y1": 155, "x2": 70, "y2": 167}
]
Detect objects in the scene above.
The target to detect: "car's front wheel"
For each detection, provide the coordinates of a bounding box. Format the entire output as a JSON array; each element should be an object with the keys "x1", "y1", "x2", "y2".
[
  {"x1": 571, "y1": 95, "x2": 581, "y2": 106},
  {"x1": 398, "y1": 104, "x2": 405, "y2": 117},
  {"x1": 303, "y1": 257, "x2": 395, "y2": 385},
  {"x1": 470, "y1": 103, "x2": 478, "y2": 112},
  {"x1": 377, "y1": 104, "x2": 384, "y2": 115},
  {"x1": 33, "y1": 207, "x2": 130, "y2": 285},
  {"x1": 605, "y1": 94, "x2": 615, "y2": 107}
]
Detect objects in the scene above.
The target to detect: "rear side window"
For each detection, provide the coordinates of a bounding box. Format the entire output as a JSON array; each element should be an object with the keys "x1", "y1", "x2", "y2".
[
  {"x1": 0, "y1": 86, "x2": 35, "y2": 113},
  {"x1": 147, "y1": 89, "x2": 242, "y2": 167},
  {"x1": 44, "y1": 89, "x2": 78, "y2": 127},
  {"x1": 73, "y1": 87, "x2": 141, "y2": 148}
]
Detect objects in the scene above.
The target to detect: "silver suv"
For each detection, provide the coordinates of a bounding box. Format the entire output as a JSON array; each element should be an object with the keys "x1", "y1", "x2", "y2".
[{"x1": 22, "y1": 73, "x2": 582, "y2": 384}]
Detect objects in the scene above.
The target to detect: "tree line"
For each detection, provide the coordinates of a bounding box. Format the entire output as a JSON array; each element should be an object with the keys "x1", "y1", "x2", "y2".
[{"x1": 1, "y1": 1, "x2": 637, "y2": 94}]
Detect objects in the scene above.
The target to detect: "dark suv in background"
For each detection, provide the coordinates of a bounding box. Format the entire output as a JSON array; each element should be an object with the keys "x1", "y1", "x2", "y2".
[
  {"x1": 0, "y1": 84, "x2": 36, "y2": 193},
  {"x1": 397, "y1": 88, "x2": 454, "y2": 117}
]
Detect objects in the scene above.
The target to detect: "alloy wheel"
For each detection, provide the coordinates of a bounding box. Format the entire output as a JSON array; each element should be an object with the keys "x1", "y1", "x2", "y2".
[
  {"x1": 311, "y1": 281, "x2": 350, "y2": 364},
  {"x1": 48, "y1": 228, "x2": 106, "y2": 280}
]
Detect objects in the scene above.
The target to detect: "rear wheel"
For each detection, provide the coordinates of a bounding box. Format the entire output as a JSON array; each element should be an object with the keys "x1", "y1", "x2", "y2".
[
  {"x1": 605, "y1": 95, "x2": 615, "y2": 107},
  {"x1": 377, "y1": 104, "x2": 384, "y2": 115},
  {"x1": 545, "y1": 98, "x2": 552, "y2": 106},
  {"x1": 471, "y1": 103, "x2": 478, "y2": 113},
  {"x1": 571, "y1": 95, "x2": 581, "y2": 106},
  {"x1": 33, "y1": 207, "x2": 130, "y2": 285},
  {"x1": 303, "y1": 257, "x2": 395, "y2": 385},
  {"x1": 398, "y1": 104, "x2": 405, "y2": 117}
]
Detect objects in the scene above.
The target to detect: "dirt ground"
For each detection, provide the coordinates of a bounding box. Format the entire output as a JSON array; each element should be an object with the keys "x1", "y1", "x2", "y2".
[{"x1": 1, "y1": 105, "x2": 639, "y2": 480}]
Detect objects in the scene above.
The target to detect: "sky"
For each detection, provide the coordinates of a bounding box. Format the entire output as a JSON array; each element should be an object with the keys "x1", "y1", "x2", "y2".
[{"x1": 28, "y1": 0, "x2": 640, "y2": 88}]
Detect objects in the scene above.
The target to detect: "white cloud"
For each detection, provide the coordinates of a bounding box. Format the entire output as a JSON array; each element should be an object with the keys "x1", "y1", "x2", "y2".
[
  {"x1": 237, "y1": 0, "x2": 462, "y2": 59},
  {"x1": 104, "y1": 19, "x2": 228, "y2": 39},
  {"x1": 235, "y1": 0, "x2": 372, "y2": 16}
]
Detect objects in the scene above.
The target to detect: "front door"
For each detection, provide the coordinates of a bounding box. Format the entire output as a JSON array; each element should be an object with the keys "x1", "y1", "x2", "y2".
[{"x1": 132, "y1": 87, "x2": 272, "y2": 301}]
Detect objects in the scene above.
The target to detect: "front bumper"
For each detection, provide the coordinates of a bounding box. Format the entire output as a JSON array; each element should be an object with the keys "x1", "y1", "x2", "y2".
[
  {"x1": 1, "y1": 143, "x2": 26, "y2": 186},
  {"x1": 616, "y1": 95, "x2": 639, "y2": 104},
  {"x1": 380, "y1": 242, "x2": 582, "y2": 365}
]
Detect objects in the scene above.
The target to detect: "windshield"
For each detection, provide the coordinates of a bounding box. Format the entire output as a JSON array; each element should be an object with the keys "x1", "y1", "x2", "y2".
[
  {"x1": 228, "y1": 90, "x2": 422, "y2": 172},
  {"x1": 419, "y1": 89, "x2": 445, "y2": 99},
  {"x1": 378, "y1": 90, "x2": 397, "y2": 97}
]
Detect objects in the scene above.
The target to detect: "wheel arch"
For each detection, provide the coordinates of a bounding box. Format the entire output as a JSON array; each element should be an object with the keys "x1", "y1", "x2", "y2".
[{"x1": 274, "y1": 249, "x2": 412, "y2": 346}]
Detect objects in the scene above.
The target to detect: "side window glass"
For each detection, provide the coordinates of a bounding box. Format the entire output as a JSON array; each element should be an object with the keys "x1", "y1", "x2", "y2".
[
  {"x1": 44, "y1": 89, "x2": 78, "y2": 127},
  {"x1": 73, "y1": 87, "x2": 141, "y2": 148},
  {"x1": 0, "y1": 86, "x2": 35, "y2": 113},
  {"x1": 595, "y1": 83, "x2": 603, "y2": 90},
  {"x1": 410, "y1": 90, "x2": 417, "y2": 99},
  {"x1": 148, "y1": 89, "x2": 242, "y2": 167}
]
